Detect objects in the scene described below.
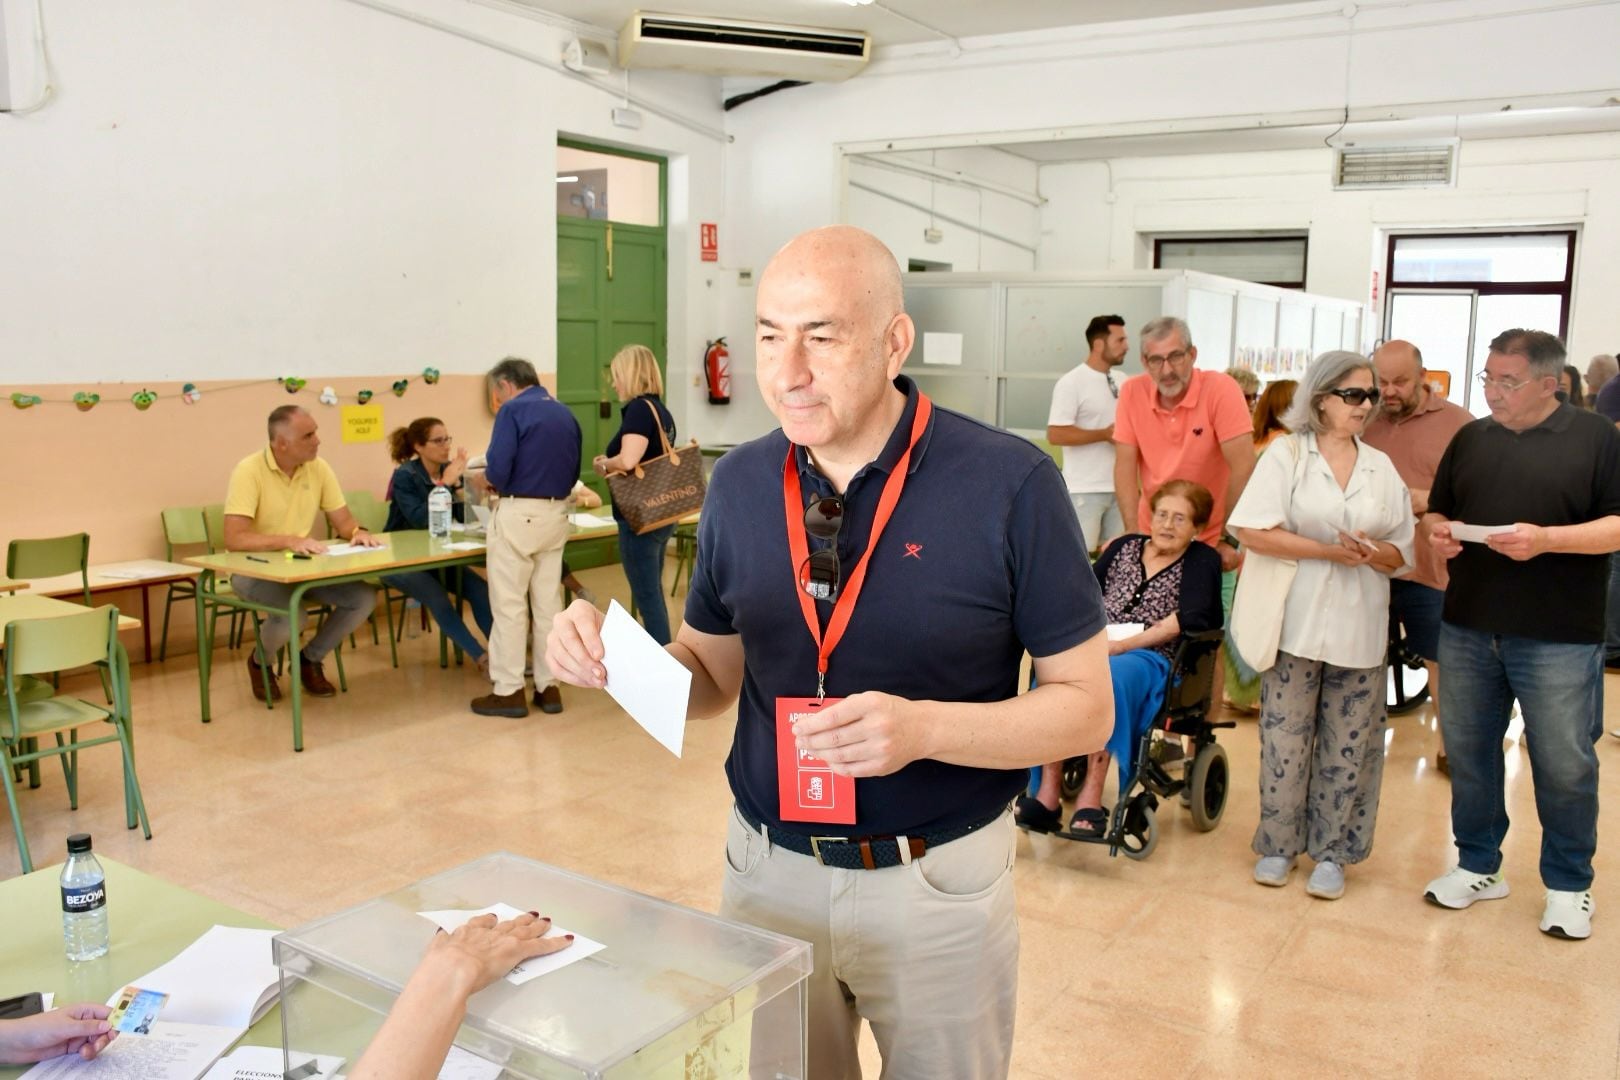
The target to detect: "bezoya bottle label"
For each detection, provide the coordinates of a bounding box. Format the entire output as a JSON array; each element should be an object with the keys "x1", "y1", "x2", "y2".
[{"x1": 62, "y1": 881, "x2": 107, "y2": 913}]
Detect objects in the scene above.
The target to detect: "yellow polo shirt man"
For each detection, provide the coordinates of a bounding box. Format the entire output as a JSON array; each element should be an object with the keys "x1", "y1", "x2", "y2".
[{"x1": 223, "y1": 405, "x2": 379, "y2": 701}]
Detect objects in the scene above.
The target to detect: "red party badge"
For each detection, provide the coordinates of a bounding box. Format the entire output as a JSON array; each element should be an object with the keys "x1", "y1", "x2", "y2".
[{"x1": 775, "y1": 697, "x2": 856, "y2": 825}]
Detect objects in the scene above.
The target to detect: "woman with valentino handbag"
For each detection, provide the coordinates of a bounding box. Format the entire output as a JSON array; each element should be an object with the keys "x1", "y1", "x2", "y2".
[
  {"x1": 1226, "y1": 350, "x2": 1415, "y2": 902},
  {"x1": 593, "y1": 345, "x2": 683, "y2": 645}
]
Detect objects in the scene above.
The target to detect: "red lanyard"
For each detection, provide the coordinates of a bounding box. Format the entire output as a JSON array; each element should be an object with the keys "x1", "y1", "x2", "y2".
[{"x1": 782, "y1": 393, "x2": 933, "y2": 698}]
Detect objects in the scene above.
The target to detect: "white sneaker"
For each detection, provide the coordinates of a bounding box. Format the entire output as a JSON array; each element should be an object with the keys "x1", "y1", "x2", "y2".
[
  {"x1": 1423, "y1": 866, "x2": 1509, "y2": 909},
  {"x1": 1307, "y1": 861, "x2": 1345, "y2": 900},
  {"x1": 1540, "y1": 889, "x2": 1594, "y2": 940},
  {"x1": 1254, "y1": 856, "x2": 1295, "y2": 887}
]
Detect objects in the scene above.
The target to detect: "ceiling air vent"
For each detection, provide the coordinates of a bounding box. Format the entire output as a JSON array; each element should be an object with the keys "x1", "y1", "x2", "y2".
[
  {"x1": 1333, "y1": 141, "x2": 1459, "y2": 190},
  {"x1": 619, "y1": 11, "x2": 870, "y2": 81}
]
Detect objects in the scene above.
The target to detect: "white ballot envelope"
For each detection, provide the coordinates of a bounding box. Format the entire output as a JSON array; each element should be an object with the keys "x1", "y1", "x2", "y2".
[
  {"x1": 416, "y1": 903, "x2": 604, "y2": 985},
  {"x1": 1449, "y1": 522, "x2": 1516, "y2": 543},
  {"x1": 1106, "y1": 623, "x2": 1145, "y2": 641},
  {"x1": 599, "y1": 600, "x2": 692, "y2": 757}
]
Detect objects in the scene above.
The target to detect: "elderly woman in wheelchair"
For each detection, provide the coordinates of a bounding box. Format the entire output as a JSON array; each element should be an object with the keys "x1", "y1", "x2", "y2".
[{"x1": 1017, "y1": 479, "x2": 1224, "y2": 840}]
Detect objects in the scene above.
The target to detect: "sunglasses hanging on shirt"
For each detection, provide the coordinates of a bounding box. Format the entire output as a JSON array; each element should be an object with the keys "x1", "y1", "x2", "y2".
[{"x1": 798, "y1": 494, "x2": 845, "y2": 600}]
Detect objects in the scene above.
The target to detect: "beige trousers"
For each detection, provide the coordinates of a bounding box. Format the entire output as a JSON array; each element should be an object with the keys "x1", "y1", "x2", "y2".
[
  {"x1": 720, "y1": 806, "x2": 1020, "y2": 1080},
  {"x1": 485, "y1": 497, "x2": 570, "y2": 695}
]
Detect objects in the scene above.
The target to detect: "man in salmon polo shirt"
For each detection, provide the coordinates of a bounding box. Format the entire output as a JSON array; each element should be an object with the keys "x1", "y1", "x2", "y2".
[{"x1": 1113, "y1": 316, "x2": 1256, "y2": 564}]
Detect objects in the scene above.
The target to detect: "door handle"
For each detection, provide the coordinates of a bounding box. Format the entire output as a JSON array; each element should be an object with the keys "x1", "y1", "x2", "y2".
[{"x1": 605, "y1": 224, "x2": 614, "y2": 282}]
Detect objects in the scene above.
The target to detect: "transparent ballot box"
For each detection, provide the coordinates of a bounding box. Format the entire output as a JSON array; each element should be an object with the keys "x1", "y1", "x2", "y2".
[{"x1": 273, "y1": 852, "x2": 811, "y2": 1078}]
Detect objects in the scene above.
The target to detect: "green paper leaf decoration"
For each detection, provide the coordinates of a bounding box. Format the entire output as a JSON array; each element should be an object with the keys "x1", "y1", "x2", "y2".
[
  {"x1": 392, "y1": 379, "x2": 409, "y2": 397},
  {"x1": 10, "y1": 393, "x2": 42, "y2": 410},
  {"x1": 357, "y1": 389, "x2": 374, "y2": 404},
  {"x1": 282, "y1": 377, "x2": 307, "y2": 393},
  {"x1": 131, "y1": 389, "x2": 158, "y2": 411},
  {"x1": 73, "y1": 392, "x2": 101, "y2": 412},
  {"x1": 422, "y1": 367, "x2": 441, "y2": 384}
]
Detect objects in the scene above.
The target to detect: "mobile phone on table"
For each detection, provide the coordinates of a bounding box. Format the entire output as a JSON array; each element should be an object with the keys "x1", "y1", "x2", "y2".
[{"x1": 0, "y1": 992, "x2": 44, "y2": 1019}]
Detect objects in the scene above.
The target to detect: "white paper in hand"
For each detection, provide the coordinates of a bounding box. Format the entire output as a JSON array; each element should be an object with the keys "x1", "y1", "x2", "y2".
[
  {"x1": 1106, "y1": 623, "x2": 1145, "y2": 642},
  {"x1": 1449, "y1": 522, "x2": 1516, "y2": 543},
  {"x1": 599, "y1": 600, "x2": 691, "y2": 757},
  {"x1": 415, "y1": 903, "x2": 605, "y2": 986}
]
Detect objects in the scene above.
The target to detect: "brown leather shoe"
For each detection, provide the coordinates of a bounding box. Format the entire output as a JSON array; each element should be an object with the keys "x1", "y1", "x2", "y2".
[
  {"x1": 472, "y1": 689, "x2": 529, "y2": 718},
  {"x1": 534, "y1": 684, "x2": 564, "y2": 715},
  {"x1": 299, "y1": 655, "x2": 338, "y2": 698},
  {"x1": 247, "y1": 655, "x2": 281, "y2": 702}
]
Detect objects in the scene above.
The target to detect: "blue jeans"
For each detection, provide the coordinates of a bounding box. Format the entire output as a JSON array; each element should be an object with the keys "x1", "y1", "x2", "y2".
[
  {"x1": 1438, "y1": 622, "x2": 1603, "y2": 891},
  {"x1": 1606, "y1": 553, "x2": 1620, "y2": 662},
  {"x1": 386, "y1": 568, "x2": 493, "y2": 660},
  {"x1": 618, "y1": 522, "x2": 675, "y2": 646}
]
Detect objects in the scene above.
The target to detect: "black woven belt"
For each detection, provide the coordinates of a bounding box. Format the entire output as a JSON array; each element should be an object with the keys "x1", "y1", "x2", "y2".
[{"x1": 735, "y1": 804, "x2": 1004, "y2": 871}]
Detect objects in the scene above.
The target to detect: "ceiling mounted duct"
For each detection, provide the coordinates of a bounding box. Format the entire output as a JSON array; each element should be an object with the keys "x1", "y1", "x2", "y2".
[
  {"x1": 618, "y1": 11, "x2": 870, "y2": 81},
  {"x1": 1333, "y1": 140, "x2": 1459, "y2": 190}
]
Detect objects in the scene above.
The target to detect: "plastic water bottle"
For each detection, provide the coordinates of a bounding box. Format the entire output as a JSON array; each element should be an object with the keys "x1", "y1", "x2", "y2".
[
  {"x1": 428, "y1": 484, "x2": 452, "y2": 540},
  {"x1": 61, "y1": 833, "x2": 109, "y2": 961}
]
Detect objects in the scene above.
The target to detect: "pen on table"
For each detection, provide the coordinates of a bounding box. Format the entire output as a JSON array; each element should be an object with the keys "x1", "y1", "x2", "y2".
[{"x1": 246, "y1": 555, "x2": 270, "y2": 563}]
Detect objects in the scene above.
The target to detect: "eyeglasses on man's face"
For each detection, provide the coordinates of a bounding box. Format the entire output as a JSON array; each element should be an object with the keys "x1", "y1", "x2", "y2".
[
  {"x1": 1477, "y1": 373, "x2": 1537, "y2": 395},
  {"x1": 1143, "y1": 350, "x2": 1190, "y2": 371}
]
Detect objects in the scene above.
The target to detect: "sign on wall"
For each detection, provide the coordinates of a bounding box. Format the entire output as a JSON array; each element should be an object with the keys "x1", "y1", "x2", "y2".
[
  {"x1": 700, "y1": 223, "x2": 718, "y2": 263},
  {"x1": 341, "y1": 404, "x2": 384, "y2": 443}
]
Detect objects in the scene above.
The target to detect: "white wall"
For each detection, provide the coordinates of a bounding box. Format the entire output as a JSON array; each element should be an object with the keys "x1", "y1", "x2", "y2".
[
  {"x1": 718, "y1": 0, "x2": 1620, "y2": 418},
  {"x1": 1034, "y1": 131, "x2": 1620, "y2": 363},
  {"x1": 0, "y1": 0, "x2": 729, "y2": 438}
]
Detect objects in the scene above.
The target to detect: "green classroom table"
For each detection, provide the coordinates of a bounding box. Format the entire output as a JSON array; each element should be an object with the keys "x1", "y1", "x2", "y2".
[{"x1": 0, "y1": 857, "x2": 281, "y2": 1079}]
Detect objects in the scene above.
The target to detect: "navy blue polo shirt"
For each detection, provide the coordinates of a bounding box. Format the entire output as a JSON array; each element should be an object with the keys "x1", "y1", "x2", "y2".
[
  {"x1": 685, "y1": 375, "x2": 1106, "y2": 838},
  {"x1": 485, "y1": 385, "x2": 582, "y2": 499}
]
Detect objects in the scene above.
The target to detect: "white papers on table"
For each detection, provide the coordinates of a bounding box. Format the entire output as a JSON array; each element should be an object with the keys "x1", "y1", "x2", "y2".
[
  {"x1": 569, "y1": 511, "x2": 617, "y2": 529},
  {"x1": 108, "y1": 925, "x2": 281, "y2": 1030},
  {"x1": 436, "y1": 1047, "x2": 504, "y2": 1080},
  {"x1": 21, "y1": 1021, "x2": 242, "y2": 1079},
  {"x1": 599, "y1": 600, "x2": 691, "y2": 757},
  {"x1": 1449, "y1": 522, "x2": 1516, "y2": 543},
  {"x1": 201, "y1": 1046, "x2": 344, "y2": 1080},
  {"x1": 1106, "y1": 623, "x2": 1145, "y2": 642},
  {"x1": 318, "y1": 543, "x2": 375, "y2": 557},
  {"x1": 415, "y1": 903, "x2": 604, "y2": 986},
  {"x1": 440, "y1": 541, "x2": 485, "y2": 551},
  {"x1": 922, "y1": 332, "x2": 964, "y2": 366},
  {"x1": 97, "y1": 564, "x2": 179, "y2": 581}
]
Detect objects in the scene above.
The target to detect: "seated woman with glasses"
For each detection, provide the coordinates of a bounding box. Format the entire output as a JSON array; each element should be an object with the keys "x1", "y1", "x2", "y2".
[
  {"x1": 1016, "y1": 479, "x2": 1224, "y2": 836},
  {"x1": 383, "y1": 418, "x2": 494, "y2": 671}
]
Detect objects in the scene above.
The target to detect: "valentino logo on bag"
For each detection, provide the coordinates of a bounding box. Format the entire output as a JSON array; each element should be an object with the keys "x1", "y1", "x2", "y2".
[{"x1": 903, "y1": 543, "x2": 923, "y2": 559}]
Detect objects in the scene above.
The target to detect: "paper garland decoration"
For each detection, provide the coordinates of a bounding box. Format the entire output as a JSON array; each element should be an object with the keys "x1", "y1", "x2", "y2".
[
  {"x1": 11, "y1": 393, "x2": 42, "y2": 409},
  {"x1": 392, "y1": 379, "x2": 409, "y2": 397},
  {"x1": 9, "y1": 373, "x2": 443, "y2": 411},
  {"x1": 281, "y1": 377, "x2": 307, "y2": 393},
  {"x1": 73, "y1": 392, "x2": 100, "y2": 411},
  {"x1": 422, "y1": 367, "x2": 440, "y2": 384},
  {"x1": 131, "y1": 389, "x2": 157, "y2": 411},
  {"x1": 182, "y1": 383, "x2": 202, "y2": 404},
  {"x1": 357, "y1": 389, "x2": 373, "y2": 404},
  {"x1": 319, "y1": 386, "x2": 338, "y2": 405}
]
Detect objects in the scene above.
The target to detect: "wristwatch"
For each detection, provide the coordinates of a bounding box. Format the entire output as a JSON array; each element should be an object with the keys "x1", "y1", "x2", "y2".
[{"x1": 1220, "y1": 531, "x2": 1240, "y2": 550}]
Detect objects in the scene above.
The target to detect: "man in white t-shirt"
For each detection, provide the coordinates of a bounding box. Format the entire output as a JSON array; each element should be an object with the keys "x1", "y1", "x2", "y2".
[{"x1": 1047, "y1": 314, "x2": 1128, "y2": 553}]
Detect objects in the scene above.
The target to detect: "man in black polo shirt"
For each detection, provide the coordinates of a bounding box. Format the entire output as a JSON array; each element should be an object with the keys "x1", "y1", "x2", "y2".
[
  {"x1": 547, "y1": 226, "x2": 1111, "y2": 1076},
  {"x1": 1421, "y1": 329, "x2": 1620, "y2": 942}
]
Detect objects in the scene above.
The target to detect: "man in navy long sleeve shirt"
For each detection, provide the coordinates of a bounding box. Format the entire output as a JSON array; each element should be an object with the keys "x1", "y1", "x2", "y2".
[{"x1": 472, "y1": 357, "x2": 584, "y2": 718}]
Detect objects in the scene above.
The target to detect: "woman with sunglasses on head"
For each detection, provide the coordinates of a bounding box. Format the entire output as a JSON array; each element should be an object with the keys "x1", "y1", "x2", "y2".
[
  {"x1": 383, "y1": 418, "x2": 495, "y2": 670},
  {"x1": 592, "y1": 345, "x2": 679, "y2": 645},
  {"x1": 1017, "y1": 478, "x2": 1224, "y2": 836},
  {"x1": 1226, "y1": 351, "x2": 1415, "y2": 901}
]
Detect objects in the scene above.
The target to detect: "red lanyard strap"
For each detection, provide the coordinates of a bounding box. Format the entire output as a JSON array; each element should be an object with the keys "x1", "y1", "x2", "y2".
[{"x1": 783, "y1": 393, "x2": 933, "y2": 694}]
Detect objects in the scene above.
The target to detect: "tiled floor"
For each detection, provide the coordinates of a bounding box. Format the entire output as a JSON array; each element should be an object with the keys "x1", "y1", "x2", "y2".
[{"x1": 6, "y1": 567, "x2": 1620, "y2": 1077}]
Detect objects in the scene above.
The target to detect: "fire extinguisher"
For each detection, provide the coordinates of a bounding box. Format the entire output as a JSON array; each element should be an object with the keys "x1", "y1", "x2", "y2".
[{"x1": 704, "y1": 337, "x2": 731, "y2": 405}]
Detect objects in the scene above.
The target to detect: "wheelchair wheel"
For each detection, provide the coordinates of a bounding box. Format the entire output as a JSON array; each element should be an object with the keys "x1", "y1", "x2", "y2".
[
  {"x1": 1060, "y1": 755, "x2": 1087, "y2": 801},
  {"x1": 1117, "y1": 797, "x2": 1159, "y2": 861},
  {"x1": 1387, "y1": 615, "x2": 1430, "y2": 716},
  {"x1": 1187, "y1": 742, "x2": 1229, "y2": 832}
]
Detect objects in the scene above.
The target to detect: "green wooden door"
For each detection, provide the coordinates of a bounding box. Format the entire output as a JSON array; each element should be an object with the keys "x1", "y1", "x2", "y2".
[{"x1": 555, "y1": 145, "x2": 668, "y2": 566}]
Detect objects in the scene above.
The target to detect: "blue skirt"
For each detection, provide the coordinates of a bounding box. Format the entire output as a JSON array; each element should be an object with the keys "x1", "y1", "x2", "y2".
[{"x1": 1105, "y1": 650, "x2": 1171, "y2": 799}]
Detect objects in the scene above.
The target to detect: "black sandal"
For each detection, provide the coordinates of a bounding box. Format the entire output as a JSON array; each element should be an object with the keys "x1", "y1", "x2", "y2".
[
  {"x1": 1067, "y1": 806, "x2": 1110, "y2": 837},
  {"x1": 1014, "y1": 795, "x2": 1062, "y2": 834}
]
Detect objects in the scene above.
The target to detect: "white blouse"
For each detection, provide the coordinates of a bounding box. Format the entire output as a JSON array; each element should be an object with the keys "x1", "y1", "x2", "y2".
[{"x1": 1228, "y1": 432, "x2": 1416, "y2": 670}]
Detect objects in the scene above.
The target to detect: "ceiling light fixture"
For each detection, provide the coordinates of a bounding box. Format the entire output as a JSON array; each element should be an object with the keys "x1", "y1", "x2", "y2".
[{"x1": 556, "y1": 175, "x2": 579, "y2": 183}]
